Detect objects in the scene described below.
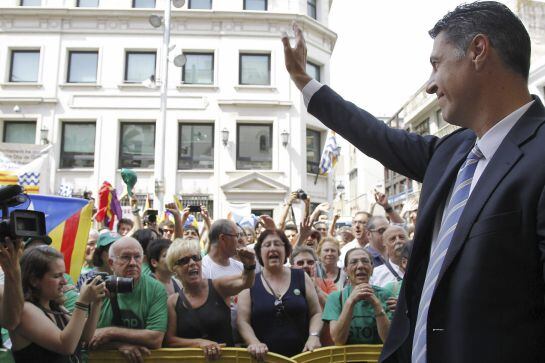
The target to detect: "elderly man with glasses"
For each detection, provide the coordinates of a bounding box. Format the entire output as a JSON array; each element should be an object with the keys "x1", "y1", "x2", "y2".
[{"x1": 89, "y1": 236, "x2": 168, "y2": 362}]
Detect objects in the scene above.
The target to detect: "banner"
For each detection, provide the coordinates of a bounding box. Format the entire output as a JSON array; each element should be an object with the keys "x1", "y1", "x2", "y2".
[
  {"x1": 0, "y1": 143, "x2": 51, "y2": 194},
  {"x1": 25, "y1": 195, "x2": 93, "y2": 281}
]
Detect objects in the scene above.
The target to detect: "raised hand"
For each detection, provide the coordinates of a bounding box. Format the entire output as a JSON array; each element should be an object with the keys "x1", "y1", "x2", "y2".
[{"x1": 281, "y1": 22, "x2": 312, "y2": 90}]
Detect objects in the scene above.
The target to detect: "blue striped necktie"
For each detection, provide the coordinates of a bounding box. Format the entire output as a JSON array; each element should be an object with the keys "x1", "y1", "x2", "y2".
[{"x1": 412, "y1": 144, "x2": 484, "y2": 363}]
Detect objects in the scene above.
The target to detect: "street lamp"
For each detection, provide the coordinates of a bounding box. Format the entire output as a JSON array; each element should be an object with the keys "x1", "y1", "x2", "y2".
[
  {"x1": 280, "y1": 129, "x2": 289, "y2": 147},
  {"x1": 149, "y1": 0, "x2": 186, "y2": 213}
]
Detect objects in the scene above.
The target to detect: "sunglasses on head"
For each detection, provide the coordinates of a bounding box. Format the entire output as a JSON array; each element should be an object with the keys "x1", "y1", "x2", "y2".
[{"x1": 175, "y1": 254, "x2": 202, "y2": 266}]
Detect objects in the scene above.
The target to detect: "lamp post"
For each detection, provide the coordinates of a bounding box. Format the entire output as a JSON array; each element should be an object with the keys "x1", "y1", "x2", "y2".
[{"x1": 149, "y1": 0, "x2": 185, "y2": 212}]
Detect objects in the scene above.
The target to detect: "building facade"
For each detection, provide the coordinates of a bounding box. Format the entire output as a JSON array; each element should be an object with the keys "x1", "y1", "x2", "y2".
[{"x1": 0, "y1": 0, "x2": 338, "y2": 219}]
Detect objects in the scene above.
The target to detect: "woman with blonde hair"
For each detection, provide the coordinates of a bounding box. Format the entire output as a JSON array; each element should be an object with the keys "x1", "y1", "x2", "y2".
[{"x1": 164, "y1": 238, "x2": 256, "y2": 360}]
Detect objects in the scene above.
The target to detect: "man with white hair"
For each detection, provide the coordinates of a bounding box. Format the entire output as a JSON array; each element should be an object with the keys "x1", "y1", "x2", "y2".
[{"x1": 89, "y1": 236, "x2": 167, "y2": 362}]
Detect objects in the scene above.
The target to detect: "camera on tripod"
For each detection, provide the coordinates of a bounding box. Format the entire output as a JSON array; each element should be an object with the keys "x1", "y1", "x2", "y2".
[{"x1": 0, "y1": 185, "x2": 46, "y2": 243}]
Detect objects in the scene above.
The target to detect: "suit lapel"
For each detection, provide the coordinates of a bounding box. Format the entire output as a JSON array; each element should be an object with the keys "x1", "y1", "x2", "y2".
[
  {"x1": 436, "y1": 96, "x2": 545, "y2": 285},
  {"x1": 403, "y1": 135, "x2": 474, "y2": 302}
]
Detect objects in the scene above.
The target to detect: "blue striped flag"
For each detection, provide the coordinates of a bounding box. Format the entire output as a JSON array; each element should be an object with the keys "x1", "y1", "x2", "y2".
[{"x1": 318, "y1": 131, "x2": 341, "y2": 175}]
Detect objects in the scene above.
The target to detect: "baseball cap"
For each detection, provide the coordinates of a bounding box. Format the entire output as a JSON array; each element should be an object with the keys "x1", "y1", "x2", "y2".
[{"x1": 96, "y1": 231, "x2": 121, "y2": 248}]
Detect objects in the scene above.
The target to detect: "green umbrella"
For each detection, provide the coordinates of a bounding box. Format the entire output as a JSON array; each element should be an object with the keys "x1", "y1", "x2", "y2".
[{"x1": 121, "y1": 168, "x2": 137, "y2": 197}]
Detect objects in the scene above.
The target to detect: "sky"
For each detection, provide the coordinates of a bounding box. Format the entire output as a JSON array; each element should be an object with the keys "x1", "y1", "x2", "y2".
[{"x1": 327, "y1": 1, "x2": 486, "y2": 117}]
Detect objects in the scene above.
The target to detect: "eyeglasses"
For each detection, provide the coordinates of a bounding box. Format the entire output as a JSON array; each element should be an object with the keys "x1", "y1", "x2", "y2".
[
  {"x1": 295, "y1": 259, "x2": 316, "y2": 267},
  {"x1": 348, "y1": 257, "x2": 372, "y2": 266},
  {"x1": 352, "y1": 220, "x2": 367, "y2": 225},
  {"x1": 116, "y1": 254, "x2": 143, "y2": 264},
  {"x1": 274, "y1": 298, "x2": 285, "y2": 318},
  {"x1": 175, "y1": 254, "x2": 202, "y2": 266},
  {"x1": 369, "y1": 227, "x2": 387, "y2": 235}
]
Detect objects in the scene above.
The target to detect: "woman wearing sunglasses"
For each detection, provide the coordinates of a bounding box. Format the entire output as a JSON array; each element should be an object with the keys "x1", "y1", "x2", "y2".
[
  {"x1": 237, "y1": 229, "x2": 323, "y2": 361},
  {"x1": 164, "y1": 239, "x2": 256, "y2": 360}
]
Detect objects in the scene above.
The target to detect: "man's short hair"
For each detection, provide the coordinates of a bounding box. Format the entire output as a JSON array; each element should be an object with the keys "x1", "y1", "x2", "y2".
[
  {"x1": 429, "y1": 1, "x2": 531, "y2": 80},
  {"x1": 208, "y1": 219, "x2": 234, "y2": 244},
  {"x1": 159, "y1": 220, "x2": 174, "y2": 230},
  {"x1": 147, "y1": 239, "x2": 172, "y2": 273},
  {"x1": 284, "y1": 223, "x2": 298, "y2": 232},
  {"x1": 118, "y1": 218, "x2": 134, "y2": 229},
  {"x1": 353, "y1": 211, "x2": 371, "y2": 220},
  {"x1": 367, "y1": 215, "x2": 389, "y2": 230}
]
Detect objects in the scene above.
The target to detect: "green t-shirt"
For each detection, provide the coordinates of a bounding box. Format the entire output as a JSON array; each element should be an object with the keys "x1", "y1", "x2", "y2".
[
  {"x1": 141, "y1": 262, "x2": 152, "y2": 277},
  {"x1": 97, "y1": 274, "x2": 167, "y2": 332},
  {"x1": 322, "y1": 285, "x2": 391, "y2": 344},
  {"x1": 382, "y1": 280, "x2": 402, "y2": 300},
  {"x1": 63, "y1": 273, "x2": 78, "y2": 313}
]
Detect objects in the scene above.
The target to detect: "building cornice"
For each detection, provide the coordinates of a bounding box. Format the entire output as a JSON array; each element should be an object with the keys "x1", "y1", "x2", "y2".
[{"x1": 0, "y1": 9, "x2": 337, "y2": 53}]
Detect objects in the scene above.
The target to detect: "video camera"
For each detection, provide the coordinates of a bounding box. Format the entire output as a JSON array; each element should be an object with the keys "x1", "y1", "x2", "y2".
[
  {"x1": 92, "y1": 272, "x2": 134, "y2": 294},
  {"x1": 0, "y1": 185, "x2": 46, "y2": 243}
]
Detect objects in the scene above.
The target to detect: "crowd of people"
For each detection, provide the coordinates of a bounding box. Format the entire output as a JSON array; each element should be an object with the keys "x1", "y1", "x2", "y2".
[{"x1": 0, "y1": 189, "x2": 414, "y2": 363}]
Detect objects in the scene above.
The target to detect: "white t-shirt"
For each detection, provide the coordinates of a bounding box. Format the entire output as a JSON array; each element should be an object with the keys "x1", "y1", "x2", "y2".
[
  {"x1": 201, "y1": 254, "x2": 243, "y2": 279},
  {"x1": 338, "y1": 240, "x2": 364, "y2": 268},
  {"x1": 370, "y1": 259, "x2": 404, "y2": 287}
]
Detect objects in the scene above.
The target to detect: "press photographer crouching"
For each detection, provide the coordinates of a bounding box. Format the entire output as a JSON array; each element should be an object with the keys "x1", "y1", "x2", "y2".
[
  {"x1": 89, "y1": 236, "x2": 168, "y2": 363},
  {"x1": 10, "y1": 246, "x2": 106, "y2": 363}
]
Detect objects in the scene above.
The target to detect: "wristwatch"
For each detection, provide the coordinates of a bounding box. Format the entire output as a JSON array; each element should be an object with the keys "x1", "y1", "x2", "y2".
[{"x1": 309, "y1": 332, "x2": 320, "y2": 337}]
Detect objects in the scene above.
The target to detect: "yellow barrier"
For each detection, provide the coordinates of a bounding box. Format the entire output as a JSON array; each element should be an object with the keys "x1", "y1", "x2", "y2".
[
  {"x1": 291, "y1": 344, "x2": 383, "y2": 363},
  {"x1": 89, "y1": 347, "x2": 297, "y2": 363}
]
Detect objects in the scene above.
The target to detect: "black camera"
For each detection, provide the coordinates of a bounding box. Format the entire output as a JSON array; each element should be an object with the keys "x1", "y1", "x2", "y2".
[
  {"x1": 143, "y1": 209, "x2": 158, "y2": 224},
  {"x1": 295, "y1": 189, "x2": 307, "y2": 200},
  {"x1": 93, "y1": 272, "x2": 134, "y2": 294},
  {"x1": 0, "y1": 185, "x2": 46, "y2": 243}
]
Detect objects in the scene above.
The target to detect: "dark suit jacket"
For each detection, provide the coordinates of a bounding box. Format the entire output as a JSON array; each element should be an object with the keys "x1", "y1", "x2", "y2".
[{"x1": 308, "y1": 86, "x2": 545, "y2": 362}]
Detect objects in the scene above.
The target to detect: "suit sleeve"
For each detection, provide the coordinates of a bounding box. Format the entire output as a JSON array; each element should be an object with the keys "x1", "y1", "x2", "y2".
[
  {"x1": 537, "y1": 185, "x2": 545, "y2": 283},
  {"x1": 308, "y1": 85, "x2": 439, "y2": 183}
]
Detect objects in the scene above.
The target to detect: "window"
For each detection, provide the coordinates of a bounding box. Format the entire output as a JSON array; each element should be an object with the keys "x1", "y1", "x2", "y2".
[
  {"x1": 189, "y1": 0, "x2": 211, "y2": 9},
  {"x1": 119, "y1": 123, "x2": 155, "y2": 168},
  {"x1": 20, "y1": 0, "x2": 40, "y2": 5},
  {"x1": 252, "y1": 209, "x2": 273, "y2": 217},
  {"x1": 178, "y1": 124, "x2": 214, "y2": 170},
  {"x1": 244, "y1": 0, "x2": 266, "y2": 10},
  {"x1": 9, "y1": 50, "x2": 40, "y2": 82},
  {"x1": 307, "y1": 0, "x2": 316, "y2": 19},
  {"x1": 236, "y1": 124, "x2": 272, "y2": 170},
  {"x1": 306, "y1": 129, "x2": 321, "y2": 173},
  {"x1": 77, "y1": 0, "x2": 99, "y2": 6},
  {"x1": 132, "y1": 0, "x2": 155, "y2": 8},
  {"x1": 125, "y1": 51, "x2": 156, "y2": 83},
  {"x1": 306, "y1": 61, "x2": 320, "y2": 82},
  {"x1": 349, "y1": 169, "x2": 358, "y2": 200},
  {"x1": 436, "y1": 109, "x2": 447, "y2": 129},
  {"x1": 182, "y1": 53, "x2": 214, "y2": 85},
  {"x1": 3, "y1": 121, "x2": 36, "y2": 144},
  {"x1": 60, "y1": 123, "x2": 96, "y2": 168},
  {"x1": 239, "y1": 54, "x2": 270, "y2": 85},
  {"x1": 67, "y1": 51, "x2": 98, "y2": 83},
  {"x1": 413, "y1": 118, "x2": 430, "y2": 136}
]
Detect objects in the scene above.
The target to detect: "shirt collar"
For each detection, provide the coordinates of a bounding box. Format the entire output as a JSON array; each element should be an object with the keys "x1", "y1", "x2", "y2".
[{"x1": 476, "y1": 100, "x2": 535, "y2": 160}]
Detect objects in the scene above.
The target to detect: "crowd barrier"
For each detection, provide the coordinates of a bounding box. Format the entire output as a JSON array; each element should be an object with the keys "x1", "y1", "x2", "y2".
[
  {"x1": 89, "y1": 347, "x2": 297, "y2": 362},
  {"x1": 292, "y1": 344, "x2": 382, "y2": 362},
  {"x1": 88, "y1": 345, "x2": 383, "y2": 362}
]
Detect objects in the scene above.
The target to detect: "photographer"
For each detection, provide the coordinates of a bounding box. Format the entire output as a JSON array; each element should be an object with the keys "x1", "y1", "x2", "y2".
[
  {"x1": 10, "y1": 246, "x2": 105, "y2": 362},
  {"x1": 0, "y1": 237, "x2": 24, "y2": 363},
  {"x1": 89, "y1": 237, "x2": 167, "y2": 362}
]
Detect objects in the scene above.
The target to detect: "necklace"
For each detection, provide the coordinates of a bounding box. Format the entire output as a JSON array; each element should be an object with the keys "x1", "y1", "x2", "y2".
[{"x1": 261, "y1": 271, "x2": 283, "y2": 305}]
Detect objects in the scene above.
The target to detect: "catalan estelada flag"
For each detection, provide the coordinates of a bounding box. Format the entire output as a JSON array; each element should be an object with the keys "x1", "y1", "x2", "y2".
[{"x1": 26, "y1": 195, "x2": 93, "y2": 281}]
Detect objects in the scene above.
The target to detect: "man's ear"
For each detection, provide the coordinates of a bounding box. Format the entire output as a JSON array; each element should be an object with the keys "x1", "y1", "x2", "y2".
[{"x1": 469, "y1": 33, "x2": 490, "y2": 72}]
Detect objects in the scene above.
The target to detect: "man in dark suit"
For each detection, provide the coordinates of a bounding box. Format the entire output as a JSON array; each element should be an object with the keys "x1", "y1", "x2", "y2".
[{"x1": 282, "y1": 2, "x2": 545, "y2": 362}]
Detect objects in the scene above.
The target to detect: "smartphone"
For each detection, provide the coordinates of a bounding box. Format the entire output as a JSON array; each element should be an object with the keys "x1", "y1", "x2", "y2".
[{"x1": 188, "y1": 205, "x2": 201, "y2": 213}]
